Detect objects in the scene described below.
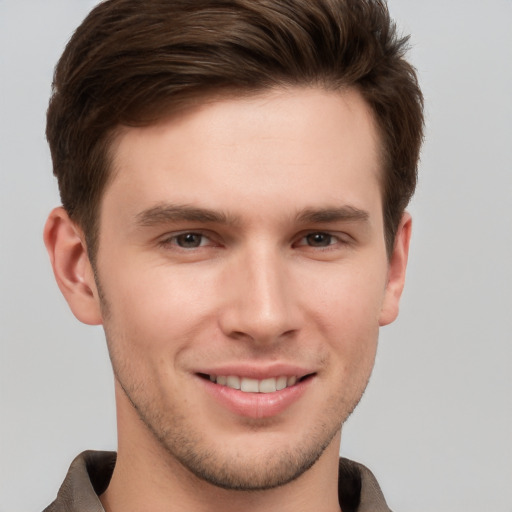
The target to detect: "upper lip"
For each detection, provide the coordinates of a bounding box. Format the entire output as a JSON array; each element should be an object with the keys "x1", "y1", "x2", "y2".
[{"x1": 194, "y1": 363, "x2": 316, "y2": 380}]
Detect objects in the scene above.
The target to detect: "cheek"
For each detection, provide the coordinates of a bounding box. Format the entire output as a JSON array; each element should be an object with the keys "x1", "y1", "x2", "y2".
[
  {"x1": 101, "y1": 263, "x2": 219, "y2": 352},
  {"x1": 305, "y1": 260, "x2": 388, "y2": 326},
  {"x1": 304, "y1": 261, "x2": 386, "y2": 369}
]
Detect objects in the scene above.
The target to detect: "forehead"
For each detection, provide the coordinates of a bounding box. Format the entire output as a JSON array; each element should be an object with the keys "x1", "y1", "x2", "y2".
[{"x1": 105, "y1": 87, "x2": 383, "y2": 225}]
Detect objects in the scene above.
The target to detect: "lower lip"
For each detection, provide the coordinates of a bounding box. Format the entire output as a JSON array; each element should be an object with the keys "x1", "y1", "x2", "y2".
[{"x1": 199, "y1": 376, "x2": 312, "y2": 419}]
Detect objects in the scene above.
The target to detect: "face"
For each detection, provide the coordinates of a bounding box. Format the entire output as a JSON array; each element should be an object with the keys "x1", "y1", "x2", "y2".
[{"x1": 84, "y1": 87, "x2": 407, "y2": 489}]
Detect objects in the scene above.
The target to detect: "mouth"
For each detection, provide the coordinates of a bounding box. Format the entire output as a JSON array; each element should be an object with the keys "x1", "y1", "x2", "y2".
[
  {"x1": 196, "y1": 369, "x2": 316, "y2": 419},
  {"x1": 197, "y1": 373, "x2": 314, "y2": 393}
]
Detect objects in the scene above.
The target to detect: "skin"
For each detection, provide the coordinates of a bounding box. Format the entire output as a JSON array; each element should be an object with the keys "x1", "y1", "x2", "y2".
[{"x1": 44, "y1": 87, "x2": 411, "y2": 512}]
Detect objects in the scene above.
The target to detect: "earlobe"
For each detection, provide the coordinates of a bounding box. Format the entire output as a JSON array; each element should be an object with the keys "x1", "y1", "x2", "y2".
[
  {"x1": 378, "y1": 212, "x2": 412, "y2": 327},
  {"x1": 43, "y1": 207, "x2": 103, "y2": 325}
]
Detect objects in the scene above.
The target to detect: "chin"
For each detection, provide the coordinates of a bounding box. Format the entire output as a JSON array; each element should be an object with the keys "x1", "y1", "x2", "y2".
[{"x1": 161, "y1": 426, "x2": 340, "y2": 491}]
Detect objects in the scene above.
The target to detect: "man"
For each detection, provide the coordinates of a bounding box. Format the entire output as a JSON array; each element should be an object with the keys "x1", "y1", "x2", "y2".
[{"x1": 42, "y1": 0, "x2": 423, "y2": 510}]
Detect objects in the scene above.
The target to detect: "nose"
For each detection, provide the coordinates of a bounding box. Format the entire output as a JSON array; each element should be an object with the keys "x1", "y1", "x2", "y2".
[{"x1": 218, "y1": 248, "x2": 301, "y2": 345}]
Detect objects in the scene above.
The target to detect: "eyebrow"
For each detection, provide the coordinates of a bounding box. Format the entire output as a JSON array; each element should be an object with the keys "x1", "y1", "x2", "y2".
[
  {"x1": 295, "y1": 206, "x2": 370, "y2": 224},
  {"x1": 134, "y1": 203, "x2": 239, "y2": 227},
  {"x1": 134, "y1": 203, "x2": 370, "y2": 228}
]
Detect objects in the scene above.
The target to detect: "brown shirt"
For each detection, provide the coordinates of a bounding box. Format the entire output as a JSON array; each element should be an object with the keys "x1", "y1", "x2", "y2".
[{"x1": 43, "y1": 451, "x2": 392, "y2": 512}]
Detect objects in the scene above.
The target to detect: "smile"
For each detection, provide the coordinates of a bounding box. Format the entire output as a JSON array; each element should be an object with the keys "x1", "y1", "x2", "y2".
[
  {"x1": 207, "y1": 375, "x2": 299, "y2": 393},
  {"x1": 198, "y1": 371, "x2": 314, "y2": 418}
]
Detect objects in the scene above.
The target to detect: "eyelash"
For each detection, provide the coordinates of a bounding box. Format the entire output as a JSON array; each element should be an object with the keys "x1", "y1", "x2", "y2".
[
  {"x1": 159, "y1": 231, "x2": 348, "y2": 251},
  {"x1": 294, "y1": 232, "x2": 342, "y2": 249},
  {"x1": 160, "y1": 231, "x2": 216, "y2": 249}
]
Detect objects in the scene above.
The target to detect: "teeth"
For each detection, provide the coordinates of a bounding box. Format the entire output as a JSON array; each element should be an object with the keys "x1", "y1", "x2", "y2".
[
  {"x1": 226, "y1": 375, "x2": 240, "y2": 390},
  {"x1": 259, "y1": 378, "x2": 276, "y2": 393},
  {"x1": 209, "y1": 375, "x2": 301, "y2": 393},
  {"x1": 276, "y1": 376, "x2": 287, "y2": 391},
  {"x1": 240, "y1": 378, "x2": 259, "y2": 393}
]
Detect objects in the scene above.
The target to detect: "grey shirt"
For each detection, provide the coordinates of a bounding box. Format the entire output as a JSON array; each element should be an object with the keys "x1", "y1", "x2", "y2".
[{"x1": 43, "y1": 450, "x2": 392, "y2": 512}]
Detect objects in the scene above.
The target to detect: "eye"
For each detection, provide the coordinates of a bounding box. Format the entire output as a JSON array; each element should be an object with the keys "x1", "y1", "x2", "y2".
[
  {"x1": 297, "y1": 232, "x2": 338, "y2": 248},
  {"x1": 164, "y1": 232, "x2": 211, "y2": 249}
]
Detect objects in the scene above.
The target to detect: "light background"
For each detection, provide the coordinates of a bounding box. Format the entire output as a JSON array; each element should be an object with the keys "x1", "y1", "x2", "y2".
[{"x1": 0, "y1": 1, "x2": 511, "y2": 511}]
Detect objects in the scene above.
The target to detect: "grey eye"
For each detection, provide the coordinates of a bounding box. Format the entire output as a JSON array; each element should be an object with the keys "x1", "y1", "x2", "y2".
[
  {"x1": 175, "y1": 233, "x2": 204, "y2": 248},
  {"x1": 305, "y1": 233, "x2": 333, "y2": 247}
]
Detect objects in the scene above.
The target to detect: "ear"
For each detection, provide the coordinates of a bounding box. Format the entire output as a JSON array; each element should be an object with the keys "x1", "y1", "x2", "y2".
[
  {"x1": 44, "y1": 207, "x2": 103, "y2": 325},
  {"x1": 378, "y1": 212, "x2": 412, "y2": 326}
]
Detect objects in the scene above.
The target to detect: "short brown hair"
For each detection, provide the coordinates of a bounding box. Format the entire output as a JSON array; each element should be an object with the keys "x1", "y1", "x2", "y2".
[{"x1": 47, "y1": 0, "x2": 423, "y2": 260}]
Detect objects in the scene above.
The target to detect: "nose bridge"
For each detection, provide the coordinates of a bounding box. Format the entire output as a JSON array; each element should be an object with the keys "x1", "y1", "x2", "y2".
[{"x1": 219, "y1": 242, "x2": 298, "y2": 343}]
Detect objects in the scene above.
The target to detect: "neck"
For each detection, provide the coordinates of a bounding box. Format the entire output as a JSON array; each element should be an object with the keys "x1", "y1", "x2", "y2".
[{"x1": 101, "y1": 450, "x2": 342, "y2": 512}]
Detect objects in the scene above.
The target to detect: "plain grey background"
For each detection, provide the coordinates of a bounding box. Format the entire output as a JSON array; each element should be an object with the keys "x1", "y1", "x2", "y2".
[{"x1": 1, "y1": 1, "x2": 511, "y2": 511}]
